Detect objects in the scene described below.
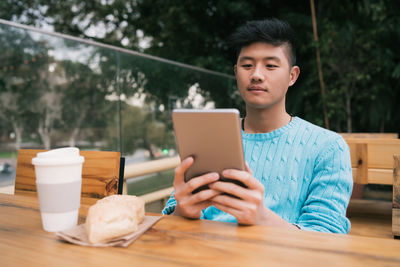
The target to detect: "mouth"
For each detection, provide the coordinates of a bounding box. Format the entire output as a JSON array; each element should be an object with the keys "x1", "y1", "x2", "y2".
[{"x1": 247, "y1": 86, "x2": 268, "y2": 92}]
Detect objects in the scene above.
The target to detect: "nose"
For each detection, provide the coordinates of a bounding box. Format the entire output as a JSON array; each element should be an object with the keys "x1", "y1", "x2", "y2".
[{"x1": 250, "y1": 64, "x2": 264, "y2": 82}]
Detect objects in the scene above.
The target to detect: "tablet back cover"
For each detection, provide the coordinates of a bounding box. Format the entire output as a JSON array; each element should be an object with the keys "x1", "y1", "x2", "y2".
[{"x1": 172, "y1": 109, "x2": 245, "y2": 183}]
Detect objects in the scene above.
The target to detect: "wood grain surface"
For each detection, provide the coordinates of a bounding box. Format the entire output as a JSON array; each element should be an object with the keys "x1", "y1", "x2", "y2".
[
  {"x1": 355, "y1": 143, "x2": 368, "y2": 184},
  {"x1": 345, "y1": 138, "x2": 400, "y2": 185},
  {"x1": 1, "y1": 194, "x2": 400, "y2": 267},
  {"x1": 393, "y1": 154, "x2": 400, "y2": 237},
  {"x1": 394, "y1": 155, "x2": 400, "y2": 209},
  {"x1": 14, "y1": 149, "x2": 121, "y2": 199},
  {"x1": 345, "y1": 139, "x2": 400, "y2": 169},
  {"x1": 340, "y1": 133, "x2": 398, "y2": 139}
]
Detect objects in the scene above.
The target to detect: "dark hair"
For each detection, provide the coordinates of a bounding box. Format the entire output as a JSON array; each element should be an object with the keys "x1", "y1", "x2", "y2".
[{"x1": 228, "y1": 18, "x2": 296, "y2": 66}]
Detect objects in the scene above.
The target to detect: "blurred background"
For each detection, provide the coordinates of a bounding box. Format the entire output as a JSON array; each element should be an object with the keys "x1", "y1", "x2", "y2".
[{"x1": 0, "y1": 0, "x2": 399, "y2": 210}]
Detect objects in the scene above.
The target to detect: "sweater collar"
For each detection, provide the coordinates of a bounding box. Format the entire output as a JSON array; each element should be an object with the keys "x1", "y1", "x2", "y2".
[{"x1": 241, "y1": 116, "x2": 300, "y2": 140}]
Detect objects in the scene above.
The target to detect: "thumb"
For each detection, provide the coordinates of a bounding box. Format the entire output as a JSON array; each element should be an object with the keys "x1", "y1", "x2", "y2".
[{"x1": 245, "y1": 162, "x2": 253, "y2": 175}]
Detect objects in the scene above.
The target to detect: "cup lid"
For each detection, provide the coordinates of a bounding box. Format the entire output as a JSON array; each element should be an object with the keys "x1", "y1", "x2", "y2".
[{"x1": 32, "y1": 147, "x2": 85, "y2": 166}]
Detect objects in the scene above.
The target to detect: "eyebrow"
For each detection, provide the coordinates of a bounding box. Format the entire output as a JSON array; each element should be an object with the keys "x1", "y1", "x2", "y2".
[{"x1": 238, "y1": 56, "x2": 281, "y2": 62}]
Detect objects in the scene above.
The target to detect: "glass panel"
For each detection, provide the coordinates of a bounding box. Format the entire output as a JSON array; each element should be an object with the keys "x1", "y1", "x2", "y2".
[
  {"x1": 118, "y1": 52, "x2": 237, "y2": 163},
  {"x1": 0, "y1": 20, "x2": 237, "y2": 199},
  {"x1": 118, "y1": 49, "x2": 237, "y2": 197},
  {"x1": 128, "y1": 169, "x2": 175, "y2": 196},
  {"x1": 0, "y1": 23, "x2": 120, "y2": 191}
]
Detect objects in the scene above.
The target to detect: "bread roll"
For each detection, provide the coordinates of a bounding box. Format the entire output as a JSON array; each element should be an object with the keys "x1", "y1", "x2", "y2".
[
  {"x1": 97, "y1": 195, "x2": 145, "y2": 224},
  {"x1": 85, "y1": 195, "x2": 145, "y2": 244}
]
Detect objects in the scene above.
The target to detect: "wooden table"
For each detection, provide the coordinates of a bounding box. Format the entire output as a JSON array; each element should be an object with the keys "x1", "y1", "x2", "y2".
[{"x1": 1, "y1": 194, "x2": 400, "y2": 267}]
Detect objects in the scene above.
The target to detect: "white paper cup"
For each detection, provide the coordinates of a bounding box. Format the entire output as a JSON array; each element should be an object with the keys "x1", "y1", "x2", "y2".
[{"x1": 32, "y1": 147, "x2": 85, "y2": 232}]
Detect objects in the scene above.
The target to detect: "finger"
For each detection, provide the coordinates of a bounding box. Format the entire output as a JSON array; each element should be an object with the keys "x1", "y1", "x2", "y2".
[
  {"x1": 212, "y1": 203, "x2": 243, "y2": 221},
  {"x1": 184, "y1": 188, "x2": 221, "y2": 206},
  {"x1": 195, "y1": 199, "x2": 217, "y2": 211},
  {"x1": 173, "y1": 157, "x2": 194, "y2": 186},
  {"x1": 209, "y1": 181, "x2": 246, "y2": 198},
  {"x1": 183, "y1": 172, "x2": 219, "y2": 195},
  {"x1": 177, "y1": 200, "x2": 213, "y2": 219},
  {"x1": 209, "y1": 181, "x2": 264, "y2": 204},
  {"x1": 212, "y1": 202, "x2": 256, "y2": 225},
  {"x1": 211, "y1": 194, "x2": 247, "y2": 210},
  {"x1": 192, "y1": 200, "x2": 214, "y2": 215},
  {"x1": 245, "y1": 162, "x2": 253, "y2": 175},
  {"x1": 222, "y1": 169, "x2": 263, "y2": 190}
]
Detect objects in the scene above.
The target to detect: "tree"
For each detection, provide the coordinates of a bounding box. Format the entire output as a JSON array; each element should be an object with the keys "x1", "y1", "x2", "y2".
[
  {"x1": 316, "y1": 0, "x2": 400, "y2": 132},
  {"x1": 106, "y1": 104, "x2": 175, "y2": 158},
  {"x1": 0, "y1": 25, "x2": 48, "y2": 150},
  {"x1": 60, "y1": 52, "x2": 116, "y2": 147},
  {"x1": 1, "y1": 0, "x2": 399, "y2": 136},
  {"x1": 0, "y1": 0, "x2": 310, "y2": 109}
]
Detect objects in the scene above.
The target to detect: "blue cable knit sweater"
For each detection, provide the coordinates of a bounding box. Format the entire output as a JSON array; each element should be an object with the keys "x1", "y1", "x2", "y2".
[{"x1": 162, "y1": 117, "x2": 353, "y2": 234}]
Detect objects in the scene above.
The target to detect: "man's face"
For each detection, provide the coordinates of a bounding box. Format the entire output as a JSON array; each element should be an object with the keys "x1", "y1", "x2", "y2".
[{"x1": 234, "y1": 42, "x2": 299, "y2": 110}]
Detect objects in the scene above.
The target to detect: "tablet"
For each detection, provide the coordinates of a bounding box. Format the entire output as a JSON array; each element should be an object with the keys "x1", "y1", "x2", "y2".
[{"x1": 172, "y1": 109, "x2": 246, "y2": 193}]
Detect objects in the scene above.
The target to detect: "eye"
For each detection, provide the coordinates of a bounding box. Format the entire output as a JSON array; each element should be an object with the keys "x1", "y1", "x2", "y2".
[
  {"x1": 266, "y1": 64, "x2": 277, "y2": 68},
  {"x1": 241, "y1": 64, "x2": 252, "y2": 69}
]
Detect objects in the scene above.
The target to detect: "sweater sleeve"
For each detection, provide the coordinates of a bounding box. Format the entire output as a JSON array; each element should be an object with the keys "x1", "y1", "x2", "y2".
[
  {"x1": 162, "y1": 192, "x2": 177, "y2": 215},
  {"x1": 295, "y1": 137, "x2": 353, "y2": 233}
]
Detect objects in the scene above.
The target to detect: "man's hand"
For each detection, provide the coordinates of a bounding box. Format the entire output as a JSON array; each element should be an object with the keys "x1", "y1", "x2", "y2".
[
  {"x1": 172, "y1": 157, "x2": 221, "y2": 219},
  {"x1": 209, "y1": 163, "x2": 298, "y2": 229}
]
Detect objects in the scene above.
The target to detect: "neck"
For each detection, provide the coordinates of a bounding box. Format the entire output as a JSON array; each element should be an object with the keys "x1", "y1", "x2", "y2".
[{"x1": 243, "y1": 106, "x2": 292, "y2": 133}]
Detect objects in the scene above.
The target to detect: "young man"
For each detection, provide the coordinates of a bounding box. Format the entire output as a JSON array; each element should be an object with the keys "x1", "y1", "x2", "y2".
[{"x1": 162, "y1": 18, "x2": 353, "y2": 233}]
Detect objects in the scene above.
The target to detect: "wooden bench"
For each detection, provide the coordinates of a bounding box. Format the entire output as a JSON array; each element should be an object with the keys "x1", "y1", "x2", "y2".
[
  {"x1": 344, "y1": 138, "x2": 400, "y2": 238},
  {"x1": 345, "y1": 138, "x2": 400, "y2": 185},
  {"x1": 15, "y1": 149, "x2": 125, "y2": 203},
  {"x1": 393, "y1": 155, "x2": 400, "y2": 238},
  {"x1": 340, "y1": 133, "x2": 398, "y2": 139},
  {"x1": 340, "y1": 132, "x2": 399, "y2": 198}
]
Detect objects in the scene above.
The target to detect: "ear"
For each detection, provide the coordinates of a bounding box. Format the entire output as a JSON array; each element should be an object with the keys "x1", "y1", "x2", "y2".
[
  {"x1": 288, "y1": 66, "x2": 300, "y2": 87},
  {"x1": 234, "y1": 65, "x2": 237, "y2": 76}
]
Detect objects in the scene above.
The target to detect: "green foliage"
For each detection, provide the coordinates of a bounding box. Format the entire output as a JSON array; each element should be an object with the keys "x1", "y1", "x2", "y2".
[
  {"x1": 0, "y1": 25, "x2": 49, "y2": 147},
  {"x1": 316, "y1": 0, "x2": 400, "y2": 132},
  {"x1": 1, "y1": 0, "x2": 399, "y2": 138},
  {"x1": 106, "y1": 104, "x2": 176, "y2": 157}
]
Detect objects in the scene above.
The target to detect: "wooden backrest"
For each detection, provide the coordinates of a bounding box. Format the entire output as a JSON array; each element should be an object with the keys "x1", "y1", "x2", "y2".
[
  {"x1": 340, "y1": 133, "x2": 398, "y2": 139},
  {"x1": 393, "y1": 154, "x2": 400, "y2": 236},
  {"x1": 344, "y1": 139, "x2": 400, "y2": 185},
  {"x1": 15, "y1": 149, "x2": 123, "y2": 199}
]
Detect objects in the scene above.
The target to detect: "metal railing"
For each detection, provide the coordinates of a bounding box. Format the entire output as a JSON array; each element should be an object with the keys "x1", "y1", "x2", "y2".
[
  {"x1": 123, "y1": 156, "x2": 180, "y2": 203},
  {"x1": 0, "y1": 18, "x2": 234, "y2": 80}
]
